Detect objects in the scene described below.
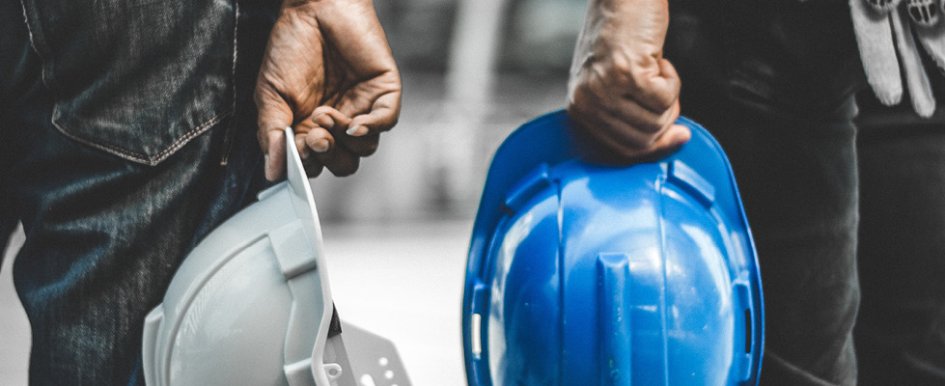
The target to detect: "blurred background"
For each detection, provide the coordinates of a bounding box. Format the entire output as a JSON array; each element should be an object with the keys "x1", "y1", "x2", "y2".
[{"x1": 0, "y1": 0, "x2": 588, "y2": 385}]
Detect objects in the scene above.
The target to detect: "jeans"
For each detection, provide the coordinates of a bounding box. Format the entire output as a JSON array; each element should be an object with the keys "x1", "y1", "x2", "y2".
[
  {"x1": 0, "y1": 0, "x2": 278, "y2": 384},
  {"x1": 667, "y1": 0, "x2": 945, "y2": 384}
]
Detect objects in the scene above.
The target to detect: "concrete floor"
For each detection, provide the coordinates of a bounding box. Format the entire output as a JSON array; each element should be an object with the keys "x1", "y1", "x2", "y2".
[{"x1": 0, "y1": 220, "x2": 471, "y2": 385}]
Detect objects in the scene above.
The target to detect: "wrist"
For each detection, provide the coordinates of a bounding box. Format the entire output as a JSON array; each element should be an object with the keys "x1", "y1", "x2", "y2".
[
  {"x1": 280, "y1": 0, "x2": 371, "y2": 13},
  {"x1": 573, "y1": 0, "x2": 668, "y2": 74}
]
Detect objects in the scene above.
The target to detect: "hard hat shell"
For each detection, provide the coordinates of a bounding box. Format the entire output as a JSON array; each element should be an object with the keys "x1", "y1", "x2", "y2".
[
  {"x1": 462, "y1": 111, "x2": 764, "y2": 385},
  {"x1": 143, "y1": 128, "x2": 352, "y2": 386}
]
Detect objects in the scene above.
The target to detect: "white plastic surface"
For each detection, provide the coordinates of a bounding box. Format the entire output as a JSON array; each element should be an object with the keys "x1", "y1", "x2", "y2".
[{"x1": 142, "y1": 127, "x2": 349, "y2": 386}]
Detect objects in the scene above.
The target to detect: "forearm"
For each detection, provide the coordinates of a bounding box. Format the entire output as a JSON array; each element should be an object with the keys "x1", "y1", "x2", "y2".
[{"x1": 571, "y1": 0, "x2": 670, "y2": 84}]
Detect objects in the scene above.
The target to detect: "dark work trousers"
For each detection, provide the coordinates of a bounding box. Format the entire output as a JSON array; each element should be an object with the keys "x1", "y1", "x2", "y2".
[
  {"x1": 667, "y1": 0, "x2": 945, "y2": 384},
  {"x1": 0, "y1": 0, "x2": 278, "y2": 384},
  {"x1": 854, "y1": 92, "x2": 945, "y2": 386}
]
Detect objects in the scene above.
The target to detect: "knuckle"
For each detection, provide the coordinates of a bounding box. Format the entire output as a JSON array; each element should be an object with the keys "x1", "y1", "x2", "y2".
[
  {"x1": 655, "y1": 90, "x2": 679, "y2": 111},
  {"x1": 327, "y1": 154, "x2": 361, "y2": 177},
  {"x1": 566, "y1": 110, "x2": 593, "y2": 134},
  {"x1": 330, "y1": 163, "x2": 359, "y2": 177},
  {"x1": 613, "y1": 65, "x2": 646, "y2": 94},
  {"x1": 638, "y1": 119, "x2": 663, "y2": 134},
  {"x1": 666, "y1": 103, "x2": 681, "y2": 122},
  {"x1": 567, "y1": 92, "x2": 582, "y2": 111},
  {"x1": 302, "y1": 160, "x2": 324, "y2": 178},
  {"x1": 643, "y1": 90, "x2": 672, "y2": 112},
  {"x1": 345, "y1": 134, "x2": 381, "y2": 156},
  {"x1": 567, "y1": 89, "x2": 594, "y2": 118},
  {"x1": 565, "y1": 100, "x2": 582, "y2": 119},
  {"x1": 598, "y1": 141, "x2": 644, "y2": 164},
  {"x1": 615, "y1": 147, "x2": 644, "y2": 161},
  {"x1": 356, "y1": 142, "x2": 379, "y2": 157},
  {"x1": 609, "y1": 53, "x2": 635, "y2": 79}
]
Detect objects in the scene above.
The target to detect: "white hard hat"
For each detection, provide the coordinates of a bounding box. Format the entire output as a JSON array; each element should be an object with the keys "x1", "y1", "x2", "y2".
[{"x1": 142, "y1": 127, "x2": 409, "y2": 386}]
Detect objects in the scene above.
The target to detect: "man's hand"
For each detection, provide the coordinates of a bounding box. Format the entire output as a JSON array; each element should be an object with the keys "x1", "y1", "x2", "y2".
[
  {"x1": 255, "y1": 0, "x2": 401, "y2": 180},
  {"x1": 567, "y1": 0, "x2": 689, "y2": 163}
]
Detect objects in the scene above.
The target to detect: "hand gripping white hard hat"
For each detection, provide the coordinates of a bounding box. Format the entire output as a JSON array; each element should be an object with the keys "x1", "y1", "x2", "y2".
[{"x1": 142, "y1": 127, "x2": 410, "y2": 386}]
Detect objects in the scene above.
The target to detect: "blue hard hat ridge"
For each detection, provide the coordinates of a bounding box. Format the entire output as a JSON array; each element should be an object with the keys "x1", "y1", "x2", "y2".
[{"x1": 462, "y1": 110, "x2": 764, "y2": 386}]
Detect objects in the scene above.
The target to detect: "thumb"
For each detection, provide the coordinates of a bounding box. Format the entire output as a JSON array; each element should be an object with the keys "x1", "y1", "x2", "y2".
[
  {"x1": 633, "y1": 58, "x2": 682, "y2": 113},
  {"x1": 255, "y1": 87, "x2": 294, "y2": 181},
  {"x1": 651, "y1": 123, "x2": 691, "y2": 153}
]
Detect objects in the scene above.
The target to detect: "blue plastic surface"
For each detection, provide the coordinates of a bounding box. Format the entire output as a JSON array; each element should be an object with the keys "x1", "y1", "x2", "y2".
[{"x1": 462, "y1": 111, "x2": 764, "y2": 385}]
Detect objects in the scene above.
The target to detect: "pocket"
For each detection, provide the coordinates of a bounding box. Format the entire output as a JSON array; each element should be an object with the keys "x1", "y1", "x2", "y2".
[{"x1": 20, "y1": 0, "x2": 236, "y2": 165}]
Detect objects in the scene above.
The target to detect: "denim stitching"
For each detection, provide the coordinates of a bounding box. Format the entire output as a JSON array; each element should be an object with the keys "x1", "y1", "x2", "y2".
[
  {"x1": 19, "y1": 0, "x2": 60, "y2": 120},
  {"x1": 19, "y1": 0, "x2": 237, "y2": 167},
  {"x1": 50, "y1": 110, "x2": 234, "y2": 166},
  {"x1": 221, "y1": 0, "x2": 240, "y2": 166}
]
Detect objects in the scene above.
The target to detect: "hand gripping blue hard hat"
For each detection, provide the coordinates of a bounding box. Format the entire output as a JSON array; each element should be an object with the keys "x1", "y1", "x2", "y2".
[
  {"x1": 142, "y1": 127, "x2": 410, "y2": 386},
  {"x1": 462, "y1": 111, "x2": 764, "y2": 385}
]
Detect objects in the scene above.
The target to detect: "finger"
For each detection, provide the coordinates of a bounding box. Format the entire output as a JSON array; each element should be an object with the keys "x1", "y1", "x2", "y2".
[
  {"x1": 336, "y1": 133, "x2": 380, "y2": 157},
  {"x1": 293, "y1": 119, "x2": 335, "y2": 178},
  {"x1": 266, "y1": 130, "x2": 287, "y2": 181},
  {"x1": 624, "y1": 58, "x2": 682, "y2": 114},
  {"x1": 294, "y1": 133, "x2": 311, "y2": 161},
  {"x1": 313, "y1": 141, "x2": 362, "y2": 177},
  {"x1": 568, "y1": 103, "x2": 642, "y2": 160},
  {"x1": 570, "y1": 88, "x2": 659, "y2": 150},
  {"x1": 306, "y1": 107, "x2": 361, "y2": 176},
  {"x1": 609, "y1": 92, "x2": 668, "y2": 135},
  {"x1": 311, "y1": 105, "x2": 381, "y2": 156},
  {"x1": 602, "y1": 123, "x2": 691, "y2": 164},
  {"x1": 291, "y1": 113, "x2": 328, "y2": 161},
  {"x1": 312, "y1": 110, "x2": 336, "y2": 129},
  {"x1": 312, "y1": 106, "x2": 352, "y2": 129},
  {"x1": 576, "y1": 74, "x2": 667, "y2": 136},
  {"x1": 255, "y1": 86, "x2": 294, "y2": 181},
  {"x1": 606, "y1": 91, "x2": 682, "y2": 147},
  {"x1": 310, "y1": 106, "x2": 371, "y2": 156},
  {"x1": 345, "y1": 90, "x2": 401, "y2": 137},
  {"x1": 304, "y1": 126, "x2": 336, "y2": 155},
  {"x1": 652, "y1": 123, "x2": 691, "y2": 153},
  {"x1": 301, "y1": 155, "x2": 326, "y2": 178},
  {"x1": 568, "y1": 100, "x2": 686, "y2": 163},
  {"x1": 611, "y1": 100, "x2": 684, "y2": 152}
]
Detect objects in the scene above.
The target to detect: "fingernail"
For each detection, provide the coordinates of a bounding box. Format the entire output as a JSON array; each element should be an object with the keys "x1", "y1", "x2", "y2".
[
  {"x1": 312, "y1": 139, "x2": 330, "y2": 153},
  {"x1": 299, "y1": 147, "x2": 311, "y2": 160},
  {"x1": 346, "y1": 125, "x2": 368, "y2": 137}
]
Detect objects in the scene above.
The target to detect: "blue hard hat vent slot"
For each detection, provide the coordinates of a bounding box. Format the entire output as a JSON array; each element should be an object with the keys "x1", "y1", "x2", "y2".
[
  {"x1": 668, "y1": 160, "x2": 716, "y2": 208},
  {"x1": 744, "y1": 309, "x2": 752, "y2": 353}
]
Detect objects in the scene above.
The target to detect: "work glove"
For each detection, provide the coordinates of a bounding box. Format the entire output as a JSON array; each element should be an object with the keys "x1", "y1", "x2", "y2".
[{"x1": 853, "y1": 0, "x2": 945, "y2": 117}]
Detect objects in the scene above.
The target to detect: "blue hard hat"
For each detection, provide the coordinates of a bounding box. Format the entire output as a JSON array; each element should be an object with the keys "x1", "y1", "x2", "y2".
[{"x1": 462, "y1": 111, "x2": 764, "y2": 385}]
